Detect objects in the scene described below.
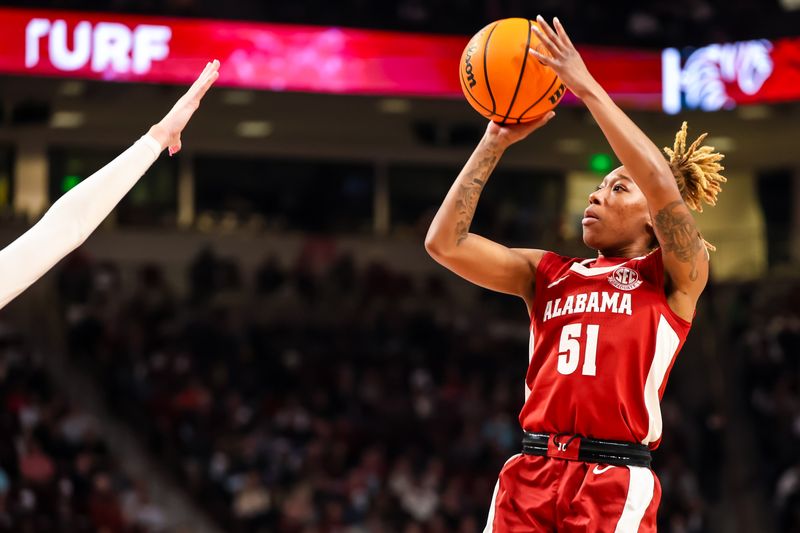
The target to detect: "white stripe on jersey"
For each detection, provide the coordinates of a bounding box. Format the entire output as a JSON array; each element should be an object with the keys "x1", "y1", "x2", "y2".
[
  {"x1": 525, "y1": 328, "x2": 534, "y2": 401},
  {"x1": 613, "y1": 466, "x2": 655, "y2": 532},
  {"x1": 641, "y1": 315, "x2": 681, "y2": 445},
  {"x1": 483, "y1": 454, "x2": 523, "y2": 533},
  {"x1": 483, "y1": 479, "x2": 500, "y2": 533},
  {"x1": 547, "y1": 274, "x2": 570, "y2": 288}
]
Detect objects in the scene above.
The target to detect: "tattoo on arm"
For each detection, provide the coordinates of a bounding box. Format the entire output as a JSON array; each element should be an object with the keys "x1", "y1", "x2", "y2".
[
  {"x1": 454, "y1": 152, "x2": 498, "y2": 245},
  {"x1": 653, "y1": 200, "x2": 703, "y2": 281}
]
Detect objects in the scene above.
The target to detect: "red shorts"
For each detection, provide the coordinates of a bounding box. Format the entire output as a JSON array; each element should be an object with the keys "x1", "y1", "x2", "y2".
[{"x1": 484, "y1": 454, "x2": 661, "y2": 532}]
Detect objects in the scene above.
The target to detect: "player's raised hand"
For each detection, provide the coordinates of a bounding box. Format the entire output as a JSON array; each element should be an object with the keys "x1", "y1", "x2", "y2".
[
  {"x1": 148, "y1": 59, "x2": 220, "y2": 155},
  {"x1": 485, "y1": 110, "x2": 555, "y2": 148},
  {"x1": 529, "y1": 17, "x2": 595, "y2": 99}
]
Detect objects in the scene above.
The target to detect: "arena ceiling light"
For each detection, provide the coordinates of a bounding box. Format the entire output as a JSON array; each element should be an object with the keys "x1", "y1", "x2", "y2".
[
  {"x1": 222, "y1": 90, "x2": 255, "y2": 105},
  {"x1": 705, "y1": 136, "x2": 736, "y2": 152},
  {"x1": 555, "y1": 138, "x2": 585, "y2": 154},
  {"x1": 58, "y1": 80, "x2": 85, "y2": 97},
  {"x1": 737, "y1": 105, "x2": 772, "y2": 120},
  {"x1": 235, "y1": 120, "x2": 273, "y2": 138},
  {"x1": 377, "y1": 98, "x2": 412, "y2": 114},
  {"x1": 50, "y1": 110, "x2": 84, "y2": 128}
]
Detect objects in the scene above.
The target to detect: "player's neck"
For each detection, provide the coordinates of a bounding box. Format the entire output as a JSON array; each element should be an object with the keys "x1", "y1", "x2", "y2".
[{"x1": 595, "y1": 245, "x2": 651, "y2": 263}]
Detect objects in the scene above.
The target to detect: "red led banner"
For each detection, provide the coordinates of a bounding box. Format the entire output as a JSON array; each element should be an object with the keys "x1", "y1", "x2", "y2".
[
  {"x1": 0, "y1": 8, "x2": 465, "y2": 96},
  {"x1": 0, "y1": 7, "x2": 798, "y2": 111},
  {"x1": 0, "y1": 7, "x2": 661, "y2": 106}
]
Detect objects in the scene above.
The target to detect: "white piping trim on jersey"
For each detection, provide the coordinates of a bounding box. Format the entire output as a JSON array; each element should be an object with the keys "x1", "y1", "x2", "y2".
[
  {"x1": 525, "y1": 328, "x2": 534, "y2": 401},
  {"x1": 613, "y1": 466, "x2": 655, "y2": 532},
  {"x1": 483, "y1": 453, "x2": 523, "y2": 533},
  {"x1": 641, "y1": 315, "x2": 681, "y2": 445},
  {"x1": 483, "y1": 478, "x2": 501, "y2": 533},
  {"x1": 547, "y1": 274, "x2": 570, "y2": 288},
  {"x1": 569, "y1": 255, "x2": 647, "y2": 277}
]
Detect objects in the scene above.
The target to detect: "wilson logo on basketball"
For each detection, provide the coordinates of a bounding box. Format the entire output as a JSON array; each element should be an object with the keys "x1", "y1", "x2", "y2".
[
  {"x1": 464, "y1": 41, "x2": 479, "y2": 88},
  {"x1": 608, "y1": 267, "x2": 642, "y2": 291},
  {"x1": 549, "y1": 83, "x2": 566, "y2": 105}
]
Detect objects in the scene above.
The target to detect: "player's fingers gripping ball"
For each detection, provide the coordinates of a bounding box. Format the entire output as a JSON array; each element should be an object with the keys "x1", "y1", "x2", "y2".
[{"x1": 460, "y1": 18, "x2": 566, "y2": 124}]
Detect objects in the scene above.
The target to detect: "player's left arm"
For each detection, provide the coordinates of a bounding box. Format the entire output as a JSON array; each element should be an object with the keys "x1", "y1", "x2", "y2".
[
  {"x1": 530, "y1": 17, "x2": 707, "y2": 320},
  {"x1": 0, "y1": 60, "x2": 219, "y2": 310}
]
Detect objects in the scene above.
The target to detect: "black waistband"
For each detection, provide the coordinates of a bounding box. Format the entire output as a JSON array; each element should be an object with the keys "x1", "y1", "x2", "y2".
[{"x1": 522, "y1": 431, "x2": 652, "y2": 468}]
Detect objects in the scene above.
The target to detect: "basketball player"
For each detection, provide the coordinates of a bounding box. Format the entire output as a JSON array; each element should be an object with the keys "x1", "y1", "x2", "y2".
[
  {"x1": 0, "y1": 60, "x2": 220, "y2": 310},
  {"x1": 425, "y1": 17, "x2": 726, "y2": 532}
]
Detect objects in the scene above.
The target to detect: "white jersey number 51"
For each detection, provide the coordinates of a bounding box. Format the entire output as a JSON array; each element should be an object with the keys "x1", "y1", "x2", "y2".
[{"x1": 557, "y1": 323, "x2": 599, "y2": 376}]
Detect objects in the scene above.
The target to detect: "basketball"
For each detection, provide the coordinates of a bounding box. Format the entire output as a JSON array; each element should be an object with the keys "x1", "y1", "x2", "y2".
[{"x1": 459, "y1": 18, "x2": 566, "y2": 124}]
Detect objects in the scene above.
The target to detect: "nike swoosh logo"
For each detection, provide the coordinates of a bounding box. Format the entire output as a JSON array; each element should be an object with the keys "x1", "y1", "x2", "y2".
[
  {"x1": 593, "y1": 465, "x2": 614, "y2": 475},
  {"x1": 547, "y1": 275, "x2": 569, "y2": 289}
]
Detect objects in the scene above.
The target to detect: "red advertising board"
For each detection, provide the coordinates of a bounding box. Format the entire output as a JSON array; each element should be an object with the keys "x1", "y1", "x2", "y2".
[
  {"x1": 0, "y1": 7, "x2": 798, "y2": 111},
  {"x1": 0, "y1": 7, "x2": 662, "y2": 106},
  {"x1": 2, "y1": 8, "x2": 461, "y2": 95}
]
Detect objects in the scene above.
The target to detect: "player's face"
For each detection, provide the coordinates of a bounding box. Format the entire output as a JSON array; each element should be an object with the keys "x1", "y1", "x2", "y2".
[{"x1": 581, "y1": 166, "x2": 653, "y2": 254}]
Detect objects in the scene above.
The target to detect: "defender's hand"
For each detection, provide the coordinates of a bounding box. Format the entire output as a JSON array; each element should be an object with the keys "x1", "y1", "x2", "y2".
[{"x1": 148, "y1": 59, "x2": 220, "y2": 155}]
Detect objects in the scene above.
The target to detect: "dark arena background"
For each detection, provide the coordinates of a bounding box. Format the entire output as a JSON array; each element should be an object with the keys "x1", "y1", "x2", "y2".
[{"x1": 1, "y1": 0, "x2": 800, "y2": 531}]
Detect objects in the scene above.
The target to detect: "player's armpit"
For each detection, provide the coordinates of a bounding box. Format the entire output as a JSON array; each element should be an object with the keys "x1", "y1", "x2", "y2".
[{"x1": 652, "y1": 199, "x2": 708, "y2": 319}]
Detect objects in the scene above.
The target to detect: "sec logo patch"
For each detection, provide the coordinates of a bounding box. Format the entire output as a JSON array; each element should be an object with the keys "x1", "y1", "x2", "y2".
[{"x1": 608, "y1": 266, "x2": 642, "y2": 291}]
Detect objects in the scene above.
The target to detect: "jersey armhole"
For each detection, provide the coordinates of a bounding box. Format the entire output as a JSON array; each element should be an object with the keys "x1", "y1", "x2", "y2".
[
  {"x1": 533, "y1": 251, "x2": 558, "y2": 292},
  {"x1": 647, "y1": 248, "x2": 694, "y2": 329},
  {"x1": 530, "y1": 251, "x2": 571, "y2": 322}
]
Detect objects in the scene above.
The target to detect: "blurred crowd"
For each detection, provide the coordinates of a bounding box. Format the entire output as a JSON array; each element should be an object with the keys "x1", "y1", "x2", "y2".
[
  {"x1": 53, "y1": 240, "x2": 720, "y2": 532},
  {"x1": 735, "y1": 281, "x2": 800, "y2": 532},
  {"x1": 5, "y1": 0, "x2": 798, "y2": 46},
  {"x1": 0, "y1": 324, "x2": 167, "y2": 532}
]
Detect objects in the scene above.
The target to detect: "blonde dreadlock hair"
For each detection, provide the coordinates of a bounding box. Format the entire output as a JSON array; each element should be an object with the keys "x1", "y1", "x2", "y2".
[{"x1": 662, "y1": 121, "x2": 727, "y2": 250}]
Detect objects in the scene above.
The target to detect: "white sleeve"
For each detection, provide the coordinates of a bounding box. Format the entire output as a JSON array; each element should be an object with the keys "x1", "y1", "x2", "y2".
[{"x1": 0, "y1": 134, "x2": 162, "y2": 309}]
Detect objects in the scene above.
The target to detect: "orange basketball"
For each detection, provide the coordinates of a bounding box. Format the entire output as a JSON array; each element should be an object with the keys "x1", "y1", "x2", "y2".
[{"x1": 459, "y1": 18, "x2": 566, "y2": 124}]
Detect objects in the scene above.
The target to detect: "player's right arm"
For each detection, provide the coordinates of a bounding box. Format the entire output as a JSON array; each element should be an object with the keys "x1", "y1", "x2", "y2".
[
  {"x1": 0, "y1": 60, "x2": 219, "y2": 310},
  {"x1": 425, "y1": 113, "x2": 554, "y2": 310}
]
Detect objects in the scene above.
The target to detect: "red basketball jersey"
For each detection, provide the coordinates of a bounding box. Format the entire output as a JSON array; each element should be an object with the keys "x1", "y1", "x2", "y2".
[{"x1": 520, "y1": 249, "x2": 692, "y2": 449}]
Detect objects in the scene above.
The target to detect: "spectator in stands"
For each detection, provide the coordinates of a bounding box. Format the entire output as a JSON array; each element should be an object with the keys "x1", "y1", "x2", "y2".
[{"x1": 0, "y1": 333, "x2": 168, "y2": 532}]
